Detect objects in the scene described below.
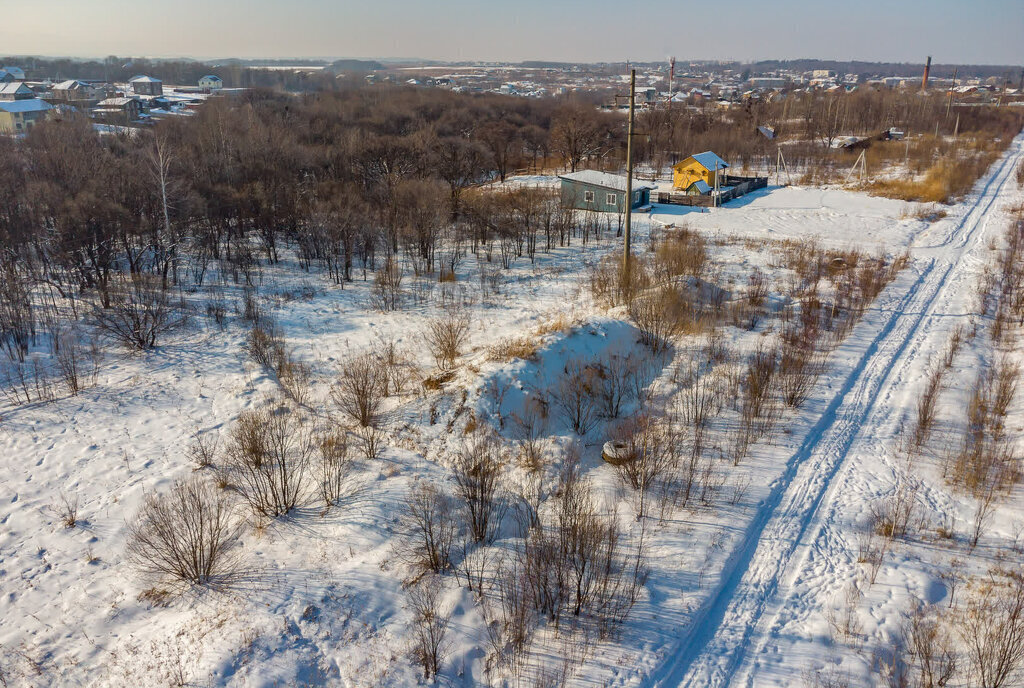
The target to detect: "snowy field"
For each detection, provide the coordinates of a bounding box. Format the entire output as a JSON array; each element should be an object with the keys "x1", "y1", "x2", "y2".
[{"x1": 1, "y1": 136, "x2": 1023, "y2": 687}]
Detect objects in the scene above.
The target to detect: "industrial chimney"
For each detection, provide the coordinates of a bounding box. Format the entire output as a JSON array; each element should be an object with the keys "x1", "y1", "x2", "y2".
[{"x1": 921, "y1": 56, "x2": 932, "y2": 92}]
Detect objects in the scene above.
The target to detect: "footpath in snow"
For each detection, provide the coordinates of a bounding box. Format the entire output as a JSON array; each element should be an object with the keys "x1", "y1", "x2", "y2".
[{"x1": 646, "y1": 133, "x2": 1024, "y2": 688}]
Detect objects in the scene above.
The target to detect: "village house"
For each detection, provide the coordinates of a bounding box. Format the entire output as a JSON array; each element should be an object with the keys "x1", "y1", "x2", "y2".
[
  {"x1": 672, "y1": 151, "x2": 729, "y2": 193},
  {"x1": 0, "y1": 83, "x2": 34, "y2": 101},
  {"x1": 0, "y1": 99, "x2": 52, "y2": 134},
  {"x1": 51, "y1": 79, "x2": 98, "y2": 102},
  {"x1": 198, "y1": 75, "x2": 222, "y2": 92},
  {"x1": 1, "y1": 67, "x2": 26, "y2": 81},
  {"x1": 558, "y1": 170, "x2": 655, "y2": 212},
  {"x1": 129, "y1": 75, "x2": 163, "y2": 96},
  {"x1": 94, "y1": 96, "x2": 141, "y2": 123}
]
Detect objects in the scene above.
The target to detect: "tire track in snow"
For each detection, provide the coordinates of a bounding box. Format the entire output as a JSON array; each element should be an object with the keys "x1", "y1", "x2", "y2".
[{"x1": 645, "y1": 134, "x2": 1024, "y2": 688}]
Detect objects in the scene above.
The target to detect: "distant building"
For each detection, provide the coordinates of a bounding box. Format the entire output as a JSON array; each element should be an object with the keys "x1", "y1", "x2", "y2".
[
  {"x1": 198, "y1": 75, "x2": 222, "y2": 92},
  {"x1": 0, "y1": 83, "x2": 34, "y2": 101},
  {"x1": 672, "y1": 151, "x2": 729, "y2": 191},
  {"x1": 51, "y1": 80, "x2": 97, "y2": 101},
  {"x1": 0, "y1": 99, "x2": 52, "y2": 134},
  {"x1": 95, "y1": 97, "x2": 141, "y2": 122},
  {"x1": 748, "y1": 77, "x2": 787, "y2": 90},
  {"x1": 558, "y1": 170, "x2": 655, "y2": 212},
  {"x1": 1, "y1": 67, "x2": 26, "y2": 81},
  {"x1": 129, "y1": 75, "x2": 163, "y2": 96}
]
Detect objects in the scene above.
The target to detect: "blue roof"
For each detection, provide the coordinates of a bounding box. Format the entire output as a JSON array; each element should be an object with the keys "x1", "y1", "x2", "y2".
[
  {"x1": 688, "y1": 151, "x2": 729, "y2": 171},
  {"x1": 688, "y1": 180, "x2": 712, "y2": 194},
  {"x1": 0, "y1": 99, "x2": 52, "y2": 114}
]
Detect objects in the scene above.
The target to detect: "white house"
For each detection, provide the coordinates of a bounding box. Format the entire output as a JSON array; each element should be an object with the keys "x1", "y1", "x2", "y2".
[
  {"x1": 129, "y1": 75, "x2": 163, "y2": 96},
  {"x1": 198, "y1": 75, "x2": 222, "y2": 92}
]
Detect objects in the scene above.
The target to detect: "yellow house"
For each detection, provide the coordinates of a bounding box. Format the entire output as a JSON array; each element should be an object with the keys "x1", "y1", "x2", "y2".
[{"x1": 672, "y1": 151, "x2": 729, "y2": 191}]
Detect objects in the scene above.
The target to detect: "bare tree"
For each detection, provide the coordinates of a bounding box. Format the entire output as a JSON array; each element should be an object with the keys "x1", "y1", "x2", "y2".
[{"x1": 126, "y1": 477, "x2": 243, "y2": 587}]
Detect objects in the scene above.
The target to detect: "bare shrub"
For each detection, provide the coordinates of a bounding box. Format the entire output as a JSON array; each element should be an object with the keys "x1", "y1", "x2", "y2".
[
  {"x1": 333, "y1": 351, "x2": 385, "y2": 427},
  {"x1": 126, "y1": 477, "x2": 243, "y2": 587},
  {"x1": 677, "y1": 362, "x2": 723, "y2": 461},
  {"x1": 403, "y1": 481, "x2": 456, "y2": 573},
  {"x1": 914, "y1": 361, "x2": 945, "y2": 448},
  {"x1": 778, "y1": 331, "x2": 822, "y2": 408},
  {"x1": 93, "y1": 279, "x2": 185, "y2": 350},
  {"x1": 374, "y1": 336, "x2": 418, "y2": 396},
  {"x1": 745, "y1": 343, "x2": 776, "y2": 395},
  {"x1": 552, "y1": 358, "x2": 601, "y2": 435},
  {"x1": 628, "y1": 285, "x2": 689, "y2": 352},
  {"x1": 900, "y1": 600, "x2": 957, "y2": 688},
  {"x1": 186, "y1": 429, "x2": 219, "y2": 469},
  {"x1": 370, "y1": 256, "x2": 404, "y2": 312},
  {"x1": 991, "y1": 357, "x2": 1019, "y2": 419},
  {"x1": 58, "y1": 492, "x2": 79, "y2": 529},
  {"x1": 869, "y1": 477, "x2": 919, "y2": 540},
  {"x1": 825, "y1": 582, "x2": 864, "y2": 645},
  {"x1": 317, "y1": 429, "x2": 354, "y2": 507},
  {"x1": 510, "y1": 394, "x2": 549, "y2": 470},
  {"x1": 599, "y1": 351, "x2": 644, "y2": 419},
  {"x1": 423, "y1": 308, "x2": 471, "y2": 371},
  {"x1": 943, "y1": 325, "x2": 964, "y2": 368},
  {"x1": 653, "y1": 227, "x2": 707, "y2": 280},
  {"x1": 554, "y1": 467, "x2": 647, "y2": 628},
  {"x1": 247, "y1": 322, "x2": 312, "y2": 405},
  {"x1": 224, "y1": 404, "x2": 313, "y2": 518},
  {"x1": 589, "y1": 254, "x2": 651, "y2": 308},
  {"x1": 453, "y1": 434, "x2": 506, "y2": 544},
  {"x1": 407, "y1": 577, "x2": 452, "y2": 680},
  {"x1": 956, "y1": 573, "x2": 1024, "y2": 688},
  {"x1": 247, "y1": 322, "x2": 284, "y2": 372},
  {"x1": 54, "y1": 330, "x2": 83, "y2": 395},
  {"x1": 610, "y1": 413, "x2": 675, "y2": 520},
  {"x1": 356, "y1": 423, "x2": 385, "y2": 461}
]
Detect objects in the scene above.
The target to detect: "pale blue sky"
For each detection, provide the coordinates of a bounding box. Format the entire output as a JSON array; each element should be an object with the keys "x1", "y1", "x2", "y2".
[{"x1": 4, "y1": 0, "x2": 1022, "y2": 64}]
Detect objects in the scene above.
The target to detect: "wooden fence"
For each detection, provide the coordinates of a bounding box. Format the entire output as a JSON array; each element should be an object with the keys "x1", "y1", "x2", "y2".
[{"x1": 657, "y1": 174, "x2": 768, "y2": 207}]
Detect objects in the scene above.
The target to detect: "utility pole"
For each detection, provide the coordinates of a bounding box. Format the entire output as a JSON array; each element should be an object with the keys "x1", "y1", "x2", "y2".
[
  {"x1": 946, "y1": 67, "x2": 957, "y2": 118},
  {"x1": 623, "y1": 68, "x2": 636, "y2": 275}
]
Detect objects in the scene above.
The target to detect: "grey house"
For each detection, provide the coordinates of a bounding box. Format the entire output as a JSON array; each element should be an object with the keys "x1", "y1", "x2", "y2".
[{"x1": 558, "y1": 170, "x2": 655, "y2": 212}]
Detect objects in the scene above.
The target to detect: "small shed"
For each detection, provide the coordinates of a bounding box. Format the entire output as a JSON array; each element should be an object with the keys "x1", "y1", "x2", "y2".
[
  {"x1": 129, "y1": 75, "x2": 163, "y2": 96},
  {"x1": 682, "y1": 180, "x2": 712, "y2": 196},
  {"x1": 558, "y1": 170, "x2": 655, "y2": 213},
  {"x1": 672, "y1": 151, "x2": 729, "y2": 191}
]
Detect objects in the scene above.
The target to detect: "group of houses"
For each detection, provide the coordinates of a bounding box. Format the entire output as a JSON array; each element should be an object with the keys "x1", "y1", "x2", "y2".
[
  {"x1": 0, "y1": 67, "x2": 225, "y2": 134},
  {"x1": 558, "y1": 150, "x2": 764, "y2": 212}
]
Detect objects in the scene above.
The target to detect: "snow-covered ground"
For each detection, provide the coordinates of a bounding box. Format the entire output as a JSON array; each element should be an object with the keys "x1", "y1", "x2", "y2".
[{"x1": 1, "y1": 135, "x2": 1022, "y2": 687}]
